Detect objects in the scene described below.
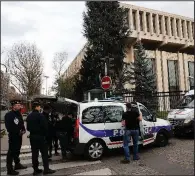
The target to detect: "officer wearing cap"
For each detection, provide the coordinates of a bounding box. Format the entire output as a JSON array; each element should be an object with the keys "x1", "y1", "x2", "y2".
[
  {"x1": 26, "y1": 102, "x2": 55, "y2": 175},
  {"x1": 5, "y1": 100, "x2": 27, "y2": 175}
]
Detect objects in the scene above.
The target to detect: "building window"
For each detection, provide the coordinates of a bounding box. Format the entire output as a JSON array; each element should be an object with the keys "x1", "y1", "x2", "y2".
[
  {"x1": 165, "y1": 17, "x2": 168, "y2": 35},
  {"x1": 176, "y1": 19, "x2": 179, "y2": 37},
  {"x1": 186, "y1": 21, "x2": 190, "y2": 39},
  {"x1": 124, "y1": 8, "x2": 129, "y2": 28},
  {"x1": 188, "y1": 61, "x2": 194, "y2": 90},
  {"x1": 159, "y1": 15, "x2": 162, "y2": 34},
  {"x1": 170, "y1": 18, "x2": 174, "y2": 36},
  {"x1": 132, "y1": 10, "x2": 136, "y2": 30},
  {"x1": 167, "y1": 60, "x2": 179, "y2": 91},
  {"x1": 148, "y1": 58, "x2": 157, "y2": 88},
  {"x1": 192, "y1": 22, "x2": 194, "y2": 39},
  {"x1": 139, "y1": 11, "x2": 143, "y2": 31},
  {"x1": 148, "y1": 58, "x2": 156, "y2": 75},
  {"x1": 146, "y1": 13, "x2": 150, "y2": 32},
  {"x1": 152, "y1": 14, "x2": 156, "y2": 33}
]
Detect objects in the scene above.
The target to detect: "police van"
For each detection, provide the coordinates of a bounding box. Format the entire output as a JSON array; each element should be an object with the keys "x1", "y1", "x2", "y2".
[
  {"x1": 167, "y1": 90, "x2": 194, "y2": 136},
  {"x1": 58, "y1": 98, "x2": 173, "y2": 161}
]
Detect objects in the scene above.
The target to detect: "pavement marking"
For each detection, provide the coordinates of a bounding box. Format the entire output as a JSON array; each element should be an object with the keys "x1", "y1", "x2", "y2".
[
  {"x1": 73, "y1": 168, "x2": 112, "y2": 175},
  {"x1": 1, "y1": 150, "x2": 61, "y2": 160},
  {"x1": 1, "y1": 160, "x2": 101, "y2": 175}
]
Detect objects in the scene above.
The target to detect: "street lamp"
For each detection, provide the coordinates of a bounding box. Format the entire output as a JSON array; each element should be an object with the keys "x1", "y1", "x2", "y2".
[{"x1": 44, "y1": 76, "x2": 49, "y2": 96}]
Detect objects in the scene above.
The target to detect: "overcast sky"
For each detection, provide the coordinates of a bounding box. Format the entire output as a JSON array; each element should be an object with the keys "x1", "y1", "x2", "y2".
[{"x1": 1, "y1": 1, "x2": 194, "y2": 95}]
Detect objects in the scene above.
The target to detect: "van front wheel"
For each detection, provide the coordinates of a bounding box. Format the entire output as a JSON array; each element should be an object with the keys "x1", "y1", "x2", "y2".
[
  {"x1": 155, "y1": 132, "x2": 168, "y2": 147},
  {"x1": 84, "y1": 140, "x2": 105, "y2": 161}
]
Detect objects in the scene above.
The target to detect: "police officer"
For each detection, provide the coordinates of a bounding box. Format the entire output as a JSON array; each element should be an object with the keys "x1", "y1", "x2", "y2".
[
  {"x1": 51, "y1": 110, "x2": 60, "y2": 156},
  {"x1": 42, "y1": 104, "x2": 54, "y2": 158},
  {"x1": 56, "y1": 112, "x2": 74, "y2": 161},
  {"x1": 26, "y1": 102, "x2": 55, "y2": 175},
  {"x1": 5, "y1": 100, "x2": 27, "y2": 175}
]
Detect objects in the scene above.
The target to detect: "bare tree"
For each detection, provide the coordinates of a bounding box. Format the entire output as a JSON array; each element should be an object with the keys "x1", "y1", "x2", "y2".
[
  {"x1": 52, "y1": 51, "x2": 68, "y2": 78},
  {"x1": 52, "y1": 51, "x2": 68, "y2": 96},
  {"x1": 5, "y1": 42, "x2": 43, "y2": 100}
]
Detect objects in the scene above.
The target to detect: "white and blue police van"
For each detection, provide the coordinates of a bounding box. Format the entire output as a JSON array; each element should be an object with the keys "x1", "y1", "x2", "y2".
[
  {"x1": 59, "y1": 98, "x2": 173, "y2": 161},
  {"x1": 167, "y1": 89, "x2": 194, "y2": 137}
]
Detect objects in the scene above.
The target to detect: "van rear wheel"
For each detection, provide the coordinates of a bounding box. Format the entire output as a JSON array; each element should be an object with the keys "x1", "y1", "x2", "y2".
[{"x1": 84, "y1": 140, "x2": 105, "y2": 161}]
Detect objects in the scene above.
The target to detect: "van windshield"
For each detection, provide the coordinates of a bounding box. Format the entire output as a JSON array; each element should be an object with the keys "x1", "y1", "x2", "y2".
[{"x1": 177, "y1": 95, "x2": 194, "y2": 109}]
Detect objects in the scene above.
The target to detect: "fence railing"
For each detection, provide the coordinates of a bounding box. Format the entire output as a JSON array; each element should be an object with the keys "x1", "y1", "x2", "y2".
[{"x1": 114, "y1": 90, "x2": 188, "y2": 119}]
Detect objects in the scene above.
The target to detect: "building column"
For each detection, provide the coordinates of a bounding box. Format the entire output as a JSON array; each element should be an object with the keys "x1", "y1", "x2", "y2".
[
  {"x1": 161, "y1": 15, "x2": 166, "y2": 35},
  {"x1": 155, "y1": 14, "x2": 160, "y2": 36},
  {"x1": 129, "y1": 8, "x2": 133, "y2": 30},
  {"x1": 149, "y1": 13, "x2": 153, "y2": 35},
  {"x1": 188, "y1": 21, "x2": 193, "y2": 40},
  {"x1": 136, "y1": 10, "x2": 140, "y2": 32},
  {"x1": 143, "y1": 11, "x2": 147, "y2": 34},
  {"x1": 183, "y1": 20, "x2": 188, "y2": 39},
  {"x1": 167, "y1": 16, "x2": 171, "y2": 37},
  {"x1": 178, "y1": 52, "x2": 185, "y2": 91},
  {"x1": 155, "y1": 50, "x2": 163, "y2": 92},
  {"x1": 178, "y1": 19, "x2": 182, "y2": 38},
  {"x1": 173, "y1": 18, "x2": 177, "y2": 38},
  {"x1": 161, "y1": 51, "x2": 169, "y2": 92}
]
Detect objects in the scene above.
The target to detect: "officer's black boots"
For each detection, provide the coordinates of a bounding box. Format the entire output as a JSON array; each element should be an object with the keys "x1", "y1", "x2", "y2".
[
  {"x1": 33, "y1": 169, "x2": 43, "y2": 175},
  {"x1": 43, "y1": 169, "x2": 56, "y2": 175},
  {"x1": 7, "y1": 170, "x2": 19, "y2": 175},
  {"x1": 14, "y1": 163, "x2": 27, "y2": 170}
]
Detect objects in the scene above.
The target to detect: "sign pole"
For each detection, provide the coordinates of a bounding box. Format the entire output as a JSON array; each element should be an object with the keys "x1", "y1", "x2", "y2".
[{"x1": 104, "y1": 61, "x2": 107, "y2": 99}]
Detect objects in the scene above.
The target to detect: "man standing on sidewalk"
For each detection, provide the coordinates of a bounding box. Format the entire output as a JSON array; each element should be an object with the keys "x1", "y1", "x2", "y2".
[
  {"x1": 5, "y1": 100, "x2": 27, "y2": 175},
  {"x1": 26, "y1": 102, "x2": 55, "y2": 175},
  {"x1": 121, "y1": 103, "x2": 142, "y2": 164}
]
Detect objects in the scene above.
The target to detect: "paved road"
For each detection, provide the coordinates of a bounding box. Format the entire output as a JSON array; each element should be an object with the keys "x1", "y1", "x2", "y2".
[{"x1": 0, "y1": 137, "x2": 193, "y2": 175}]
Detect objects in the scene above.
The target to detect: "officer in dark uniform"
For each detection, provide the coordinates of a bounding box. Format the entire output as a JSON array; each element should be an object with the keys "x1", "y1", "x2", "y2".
[
  {"x1": 42, "y1": 104, "x2": 54, "y2": 158},
  {"x1": 56, "y1": 112, "x2": 74, "y2": 161},
  {"x1": 5, "y1": 100, "x2": 27, "y2": 175},
  {"x1": 51, "y1": 110, "x2": 60, "y2": 156},
  {"x1": 26, "y1": 102, "x2": 55, "y2": 175}
]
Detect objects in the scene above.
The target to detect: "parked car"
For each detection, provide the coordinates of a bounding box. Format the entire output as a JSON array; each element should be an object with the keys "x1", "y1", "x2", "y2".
[{"x1": 167, "y1": 90, "x2": 194, "y2": 136}]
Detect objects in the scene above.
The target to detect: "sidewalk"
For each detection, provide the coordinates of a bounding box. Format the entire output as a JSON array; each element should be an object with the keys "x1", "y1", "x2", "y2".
[{"x1": 1, "y1": 123, "x2": 30, "y2": 153}]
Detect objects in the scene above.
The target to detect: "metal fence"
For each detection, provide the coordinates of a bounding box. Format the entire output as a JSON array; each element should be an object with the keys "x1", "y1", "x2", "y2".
[{"x1": 115, "y1": 90, "x2": 187, "y2": 120}]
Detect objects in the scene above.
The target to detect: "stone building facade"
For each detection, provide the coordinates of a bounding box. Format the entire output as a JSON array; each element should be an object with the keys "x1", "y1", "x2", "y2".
[{"x1": 64, "y1": 3, "x2": 194, "y2": 92}]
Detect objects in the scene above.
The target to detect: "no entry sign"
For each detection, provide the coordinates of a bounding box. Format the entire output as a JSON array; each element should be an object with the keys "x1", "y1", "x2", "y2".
[{"x1": 101, "y1": 76, "x2": 112, "y2": 90}]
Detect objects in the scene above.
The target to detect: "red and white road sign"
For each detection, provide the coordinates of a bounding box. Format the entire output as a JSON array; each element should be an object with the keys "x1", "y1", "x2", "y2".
[{"x1": 101, "y1": 76, "x2": 112, "y2": 90}]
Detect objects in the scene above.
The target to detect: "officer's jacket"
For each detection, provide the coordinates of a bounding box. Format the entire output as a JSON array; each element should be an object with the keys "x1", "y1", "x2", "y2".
[
  {"x1": 26, "y1": 110, "x2": 48, "y2": 137},
  {"x1": 55, "y1": 116, "x2": 74, "y2": 135},
  {"x1": 5, "y1": 110, "x2": 25, "y2": 135}
]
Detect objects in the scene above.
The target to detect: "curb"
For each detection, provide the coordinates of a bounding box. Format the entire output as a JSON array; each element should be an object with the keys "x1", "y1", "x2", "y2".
[{"x1": 1, "y1": 145, "x2": 31, "y2": 155}]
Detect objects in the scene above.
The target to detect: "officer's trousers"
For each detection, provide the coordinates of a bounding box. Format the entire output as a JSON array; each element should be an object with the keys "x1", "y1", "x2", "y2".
[
  {"x1": 6, "y1": 134, "x2": 22, "y2": 171},
  {"x1": 30, "y1": 135, "x2": 49, "y2": 171},
  {"x1": 56, "y1": 132, "x2": 68, "y2": 158}
]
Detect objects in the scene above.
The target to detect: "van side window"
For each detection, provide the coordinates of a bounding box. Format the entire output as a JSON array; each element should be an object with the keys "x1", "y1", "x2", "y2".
[
  {"x1": 139, "y1": 106, "x2": 152, "y2": 121},
  {"x1": 104, "y1": 106, "x2": 124, "y2": 122},
  {"x1": 82, "y1": 106, "x2": 104, "y2": 124}
]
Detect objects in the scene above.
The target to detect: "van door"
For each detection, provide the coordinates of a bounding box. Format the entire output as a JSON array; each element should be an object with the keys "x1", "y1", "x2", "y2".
[
  {"x1": 137, "y1": 103, "x2": 155, "y2": 146},
  {"x1": 79, "y1": 104, "x2": 105, "y2": 143},
  {"x1": 103, "y1": 104, "x2": 125, "y2": 148}
]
